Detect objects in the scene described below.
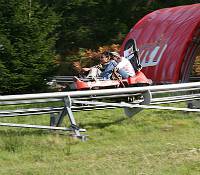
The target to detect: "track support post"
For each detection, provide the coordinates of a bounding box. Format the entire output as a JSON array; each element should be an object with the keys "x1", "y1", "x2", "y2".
[
  {"x1": 50, "y1": 109, "x2": 56, "y2": 126},
  {"x1": 56, "y1": 95, "x2": 86, "y2": 141}
]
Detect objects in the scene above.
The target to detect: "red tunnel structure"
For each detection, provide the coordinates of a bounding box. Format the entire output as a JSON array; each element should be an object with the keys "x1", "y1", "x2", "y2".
[{"x1": 121, "y1": 4, "x2": 200, "y2": 84}]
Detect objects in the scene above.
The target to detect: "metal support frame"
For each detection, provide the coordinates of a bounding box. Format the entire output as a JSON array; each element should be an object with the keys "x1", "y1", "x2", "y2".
[
  {"x1": 0, "y1": 95, "x2": 86, "y2": 141},
  {"x1": 55, "y1": 95, "x2": 85, "y2": 140},
  {"x1": 1, "y1": 82, "x2": 200, "y2": 141}
]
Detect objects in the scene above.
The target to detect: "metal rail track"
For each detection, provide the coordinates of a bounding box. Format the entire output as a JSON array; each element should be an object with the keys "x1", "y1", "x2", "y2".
[{"x1": 1, "y1": 81, "x2": 200, "y2": 140}]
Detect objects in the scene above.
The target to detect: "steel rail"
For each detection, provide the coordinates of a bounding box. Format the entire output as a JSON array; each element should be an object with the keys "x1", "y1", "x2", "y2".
[
  {"x1": 151, "y1": 94, "x2": 200, "y2": 103},
  {"x1": 0, "y1": 105, "x2": 118, "y2": 117},
  {"x1": 53, "y1": 76, "x2": 96, "y2": 83},
  {"x1": 0, "y1": 90, "x2": 199, "y2": 106},
  {"x1": 1, "y1": 82, "x2": 200, "y2": 140},
  {"x1": 54, "y1": 76, "x2": 74, "y2": 78},
  {"x1": 0, "y1": 98, "x2": 63, "y2": 105},
  {"x1": 0, "y1": 107, "x2": 63, "y2": 114},
  {"x1": 151, "y1": 87, "x2": 200, "y2": 94},
  {"x1": 0, "y1": 107, "x2": 63, "y2": 117},
  {"x1": 73, "y1": 93, "x2": 142, "y2": 100},
  {"x1": 0, "y1": 93, "x2": 141, "y2": 105},
  {"x1": 1, "y1": 82, "x2": 200, "y2": 101},
  {"x1": 73, "y1": 100, "x2": 200, "y2": 113},
  {"x1": 74, "y1": 92, "x2": 200, "y2": 104},
  {"x1": 0, "y1": 122, "x2": 86, "y2": 132},
  {"x1": 0, "y1": 107, "x2": 117, "y2": 117},
  {"x1": 53, "y1": 80, "x2": 74, "y2": 83},
  {"x1": 1, "y1": 91, "x2": 200, "y2": 117},
  {"x1": 151, "y1": 97, "x2": 200, "y2": 105}
]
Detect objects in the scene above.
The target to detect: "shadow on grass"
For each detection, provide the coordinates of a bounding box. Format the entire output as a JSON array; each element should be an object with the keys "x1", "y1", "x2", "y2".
[{"x1": 79, "y1": 117, "x2": 127, "y2": 129}]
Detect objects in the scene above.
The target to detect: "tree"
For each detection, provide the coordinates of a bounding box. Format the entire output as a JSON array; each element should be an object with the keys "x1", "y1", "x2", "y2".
[{"x1": 0, "y1": 0, "x2": 59, "y2": 94}]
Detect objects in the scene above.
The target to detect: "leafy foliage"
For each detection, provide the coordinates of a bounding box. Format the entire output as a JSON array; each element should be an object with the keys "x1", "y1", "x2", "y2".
[
  {"x1": 55, "y1": 44, "x2": 121, "y2": 75},
  {"x1": 52, "y1": 0, "x2": 199, "y2": 55},
  {"x1": 0, "y1": 0, "x2": 59, "y2": 94},
  {"x1": 0, "y1": 0, "x2": 198, "y2": 94}
]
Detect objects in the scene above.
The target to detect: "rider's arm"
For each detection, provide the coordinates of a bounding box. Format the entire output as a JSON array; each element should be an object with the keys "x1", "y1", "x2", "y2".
[{"x1": 82, "y1": 68, "x2": 91, "y2": 72}]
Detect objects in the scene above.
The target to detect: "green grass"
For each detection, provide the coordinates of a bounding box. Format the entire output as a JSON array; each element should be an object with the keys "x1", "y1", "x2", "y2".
[{"x1": 0, "y1": 107, "x2": 199, "y2": 175}]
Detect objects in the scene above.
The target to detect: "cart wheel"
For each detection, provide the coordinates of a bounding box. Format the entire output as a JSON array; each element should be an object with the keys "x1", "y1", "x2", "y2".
[{"x1": 124, "y1": 90, "x2": 152, "y2": 117}]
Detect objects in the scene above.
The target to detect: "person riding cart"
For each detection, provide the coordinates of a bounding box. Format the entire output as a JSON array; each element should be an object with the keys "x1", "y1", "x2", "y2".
[
  {"x1": 110, "y1": 51, "x2": 135, "y2": 79},
  {"x1": 82, "y1": 51, "x2": 118, "y2": 80},
  {"x1": 82, "y1": 51, "x2": 136, "y2": 80}
]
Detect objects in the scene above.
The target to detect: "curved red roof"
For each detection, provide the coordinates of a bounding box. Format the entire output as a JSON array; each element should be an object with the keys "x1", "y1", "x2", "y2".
[{"x1": 121, "y1": 4, "x2": 200, "y2": 84}]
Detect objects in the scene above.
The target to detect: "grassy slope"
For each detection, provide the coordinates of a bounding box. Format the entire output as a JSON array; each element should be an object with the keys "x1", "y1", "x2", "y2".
[{"x1": 0, "y1": 108, "x2": 199, "y2": 175}]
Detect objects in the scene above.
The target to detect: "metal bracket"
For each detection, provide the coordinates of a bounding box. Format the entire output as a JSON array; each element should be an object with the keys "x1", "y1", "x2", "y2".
[
  {"x1": 55, "y1": 95, "x2": 86, "y2": 140},
  {"x1": 124, "y1": 90, "x2": 152, "y2": 117}
]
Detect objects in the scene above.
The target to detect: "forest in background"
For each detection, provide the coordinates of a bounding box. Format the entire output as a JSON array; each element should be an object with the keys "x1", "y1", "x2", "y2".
[{"x1": 0, "y1": 0, "x2": 199, "y2": 94}]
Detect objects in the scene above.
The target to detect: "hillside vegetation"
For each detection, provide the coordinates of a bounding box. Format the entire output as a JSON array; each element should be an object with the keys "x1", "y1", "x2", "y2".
[
  {"x1": 0, "y1": 107, "x2": 199, "y2": 174},
  {"x1": 0, "y1": 0, "x2": 198, "y2": 94}
]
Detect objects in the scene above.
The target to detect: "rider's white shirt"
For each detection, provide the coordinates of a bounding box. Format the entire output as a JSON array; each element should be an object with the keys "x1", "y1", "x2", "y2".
[{"x1": 116, "y1": 57, "x2": 135, "y2": 77}]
